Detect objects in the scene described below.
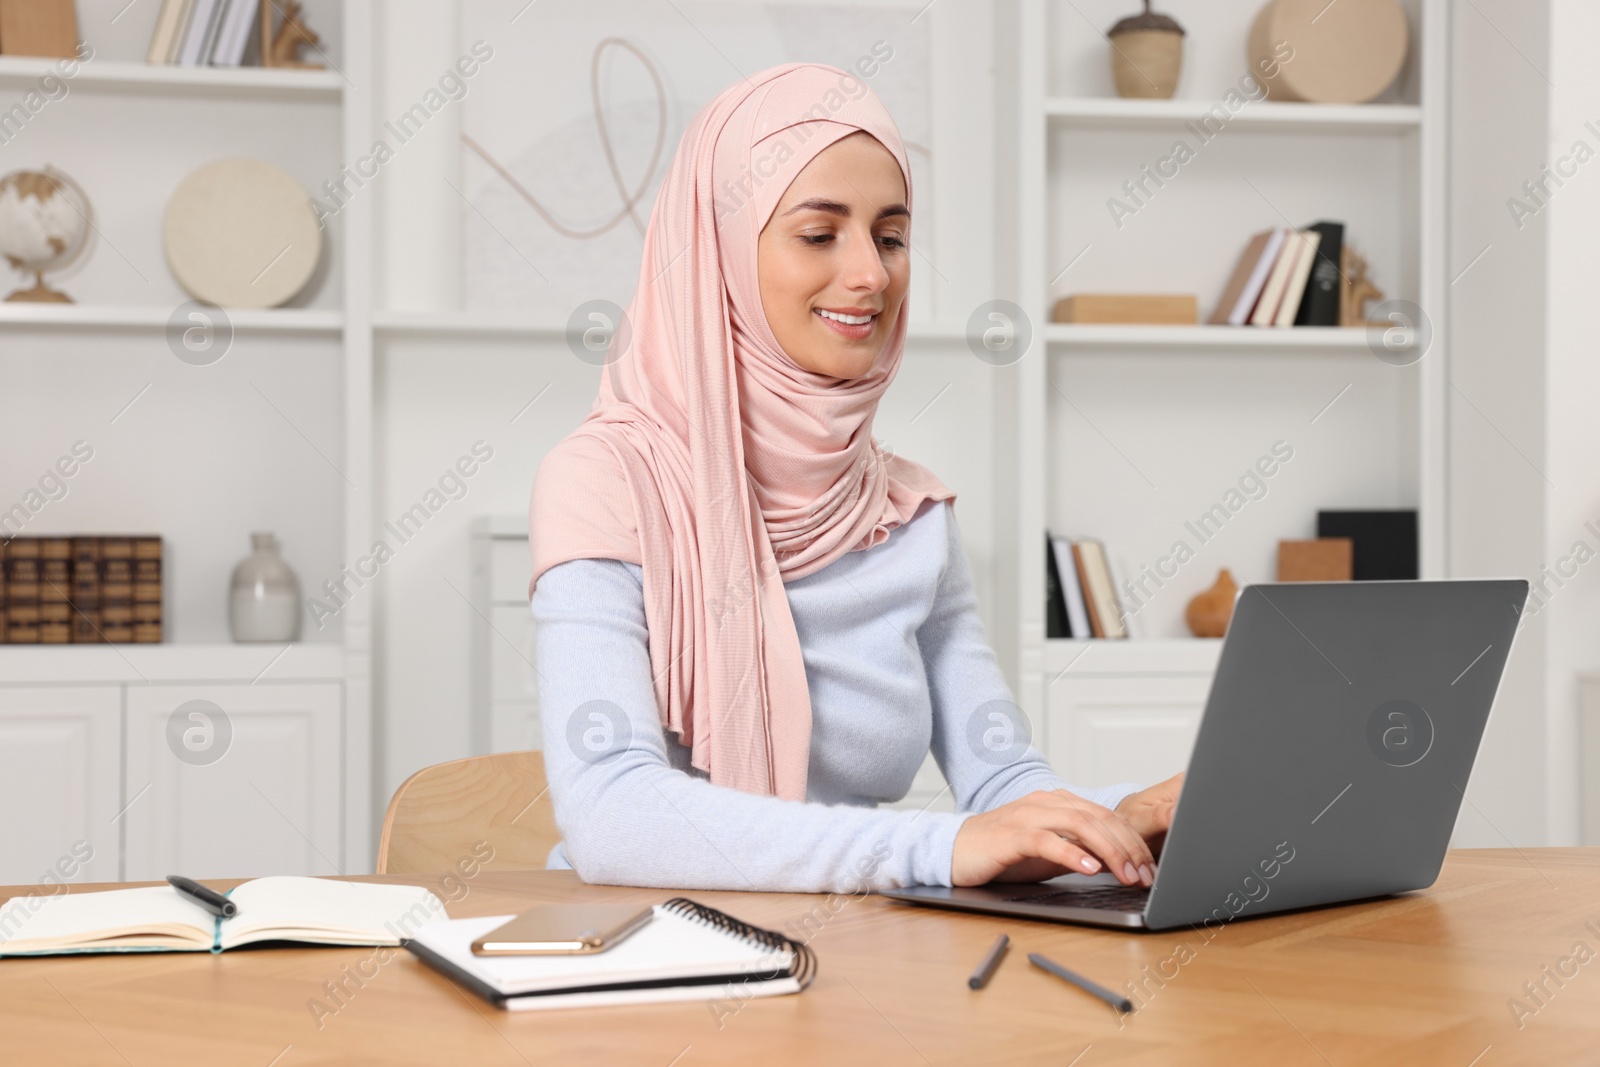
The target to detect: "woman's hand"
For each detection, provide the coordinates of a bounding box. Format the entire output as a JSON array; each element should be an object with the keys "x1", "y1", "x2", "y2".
[
  {"x1": 950, "y1": 789, "x2": 1158, "y2": 888},
  {"x1": 1113, "y1": 772, "x2": 1184, "y2": 858}
]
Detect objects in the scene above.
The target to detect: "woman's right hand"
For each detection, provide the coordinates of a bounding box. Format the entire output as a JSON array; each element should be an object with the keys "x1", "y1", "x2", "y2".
[{"x1": 950, "y1": 789, "x2": 1156, "y2": 888}]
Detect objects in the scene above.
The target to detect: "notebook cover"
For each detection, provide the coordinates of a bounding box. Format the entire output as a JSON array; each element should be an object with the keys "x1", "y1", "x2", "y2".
[{"x1": 403, "y1": 936, "x2": 799, "y2": 1008}]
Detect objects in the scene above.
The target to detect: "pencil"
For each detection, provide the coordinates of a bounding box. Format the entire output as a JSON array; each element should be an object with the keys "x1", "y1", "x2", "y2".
[
  {"x1": 968, "y1": 934, "x2": 1009, "y2": 989},
  {"x1": 1027, "y1": 952, "x2": 1133, "y2": 1013}
]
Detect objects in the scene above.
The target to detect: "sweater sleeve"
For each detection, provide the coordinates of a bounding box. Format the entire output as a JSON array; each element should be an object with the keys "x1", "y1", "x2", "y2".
[
  {"x1": 529, "y1": 555, "x2": 976, "y2": 894},
  {"x1": 920, "y1": 503, "x2": 1145, "y2": 814}
]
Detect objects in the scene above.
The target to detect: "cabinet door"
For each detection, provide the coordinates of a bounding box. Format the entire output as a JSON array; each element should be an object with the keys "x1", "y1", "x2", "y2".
[
  {"x1": 1047, "y1": 676, "x2": 1210, "y2": 791},
  {"x1": 0, "y1": 687, "x2": 120, "y2": 884},
  {"x1": 123, "y1": 684, "x2": 341, "y2": 881}
]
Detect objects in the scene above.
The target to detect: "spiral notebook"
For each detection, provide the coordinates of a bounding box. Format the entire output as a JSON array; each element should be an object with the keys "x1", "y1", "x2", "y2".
[{"x1": 403, "y1": 897, "x2": 817, "y2": 1011}]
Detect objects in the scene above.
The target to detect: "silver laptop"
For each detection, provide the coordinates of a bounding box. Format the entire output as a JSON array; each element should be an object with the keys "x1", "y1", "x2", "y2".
[{"x1": 882, "y1": 579, "x2": 1530, "y2": 932}]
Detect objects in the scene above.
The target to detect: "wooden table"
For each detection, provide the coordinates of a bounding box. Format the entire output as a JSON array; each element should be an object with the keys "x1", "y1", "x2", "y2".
[{"x1": 2, "y1": 849, "x2": 1598, "y2": 1066}]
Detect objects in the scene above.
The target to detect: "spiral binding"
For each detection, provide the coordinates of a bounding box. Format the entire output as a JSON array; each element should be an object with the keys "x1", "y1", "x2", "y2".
[{"x1": 659, "y1": 896, "x2": 817, "y2": 991}]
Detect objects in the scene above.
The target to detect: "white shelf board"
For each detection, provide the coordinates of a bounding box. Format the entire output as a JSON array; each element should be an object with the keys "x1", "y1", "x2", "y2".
[
  {"x1": 1044, "y1": 97, "x2": 1423, "y2": 134},
  {"x1": 373, "y1": 309, "x2": 971, "y2": 344},
  {"x1": 0, "y1": 304, "x2": 343, "y2": 334},
  {"x1": 1044, "y1": 638, "x2": 1222, "y2": 676},
  {"x1": 0, "y1": 642, "x2": 345, "y2": 685},
  {"x1": 1045, "y1": 324, "x2": 1405, "y2": 352},
  {"x1": 0, "y1": 56, "x2": 342, "y2": 101}
]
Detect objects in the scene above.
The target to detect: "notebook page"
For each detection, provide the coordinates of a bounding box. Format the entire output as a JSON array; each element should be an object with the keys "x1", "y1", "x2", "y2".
[
  {"x1": 221, "y1": 877, "x2": 447, "y2": 949},
  {"x1": 0, "y1": 886, "x2": 214, "y2": 953},
  {"x1": 408, "y1": 907, "x2": 794, "y2": 996}
]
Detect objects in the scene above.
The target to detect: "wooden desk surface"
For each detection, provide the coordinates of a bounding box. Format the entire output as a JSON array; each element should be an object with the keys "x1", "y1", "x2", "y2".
[{"x1": 2, "y1": 849, "x2": 1597, "y2": 1066}]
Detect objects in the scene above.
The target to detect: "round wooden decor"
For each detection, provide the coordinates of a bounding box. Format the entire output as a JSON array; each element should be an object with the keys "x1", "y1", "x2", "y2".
[
  {"x1": 162, "y1": 157, "x2": 321, "y2": 308},
  {"x1": 1248, "y1": 0, "x2": 1409, "y2": 104}
]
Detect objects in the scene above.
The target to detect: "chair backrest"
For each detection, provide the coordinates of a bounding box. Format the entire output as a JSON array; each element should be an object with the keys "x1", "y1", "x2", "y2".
[{"x1": 376, "y1": 750, "x2": 560, "y2": 875}]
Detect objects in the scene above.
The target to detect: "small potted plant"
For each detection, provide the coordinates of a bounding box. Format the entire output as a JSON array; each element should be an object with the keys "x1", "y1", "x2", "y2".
[{"x1": 1108, "y1": 0, "x2": 1186, "y2": 99}]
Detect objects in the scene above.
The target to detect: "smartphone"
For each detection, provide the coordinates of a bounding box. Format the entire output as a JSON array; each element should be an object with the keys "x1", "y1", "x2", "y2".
[{"x1": 469, "y1": 903, "x2": 655, "y2": 956}]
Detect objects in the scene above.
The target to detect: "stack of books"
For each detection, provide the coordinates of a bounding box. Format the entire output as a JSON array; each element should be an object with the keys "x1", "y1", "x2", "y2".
[
  {"x1": 1, "y1": 536, "x2": 163, "y2": 645},
  {"x1": 1208, "y1": 221, "x2": 1344, "y2": 328},
  {"x1": 1046, "y1": 534, "x2": 1128, "y2": 640},
  {"x1": 145, "y1": 0, "x2": 261, "y2": 68}
]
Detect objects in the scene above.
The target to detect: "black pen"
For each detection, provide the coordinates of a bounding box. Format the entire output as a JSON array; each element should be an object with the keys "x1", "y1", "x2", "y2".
[
  {"x1": 968, "y1": 934, "x2": 1009, "y2": 989},
  {"x1": 1028, "y1": 952, "x2": 1133, "y2": 1013},
  {"x1": 167, "y1": 875, "x2": 238, "y2": 918}
]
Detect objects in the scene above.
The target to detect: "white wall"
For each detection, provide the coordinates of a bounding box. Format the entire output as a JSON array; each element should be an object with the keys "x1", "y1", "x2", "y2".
[
  {"x1": 1447, "y1": 0, "x2": 1551, "y2": 845},
  {"x1": 1542, "y1": 0, "x2": 1600, "y2": 844},
  {"x1": 1448, "y1": 0, "x2": 1600, "y2": 846}
]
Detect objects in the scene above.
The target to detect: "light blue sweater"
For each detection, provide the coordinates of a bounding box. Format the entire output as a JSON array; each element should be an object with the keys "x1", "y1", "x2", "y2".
[{"x1": 529, "y1": 498, "x2": 1143, "y2": 894}]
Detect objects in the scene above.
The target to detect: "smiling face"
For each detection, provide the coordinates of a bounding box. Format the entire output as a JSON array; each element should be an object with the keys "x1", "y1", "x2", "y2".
[{"x1": 756, "y1": 132, "x2": 910, "y2": 380}]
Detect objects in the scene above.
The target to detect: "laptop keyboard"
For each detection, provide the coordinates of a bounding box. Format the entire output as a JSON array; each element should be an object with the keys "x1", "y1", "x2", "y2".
[{"x1": 999, "y1": 884, "x2": 1151, "y2": 913}]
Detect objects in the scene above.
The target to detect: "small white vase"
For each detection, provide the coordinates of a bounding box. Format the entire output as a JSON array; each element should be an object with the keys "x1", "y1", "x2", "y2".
[{"x1": 229, "y1": 532, "x2": 302, "y2": 642}]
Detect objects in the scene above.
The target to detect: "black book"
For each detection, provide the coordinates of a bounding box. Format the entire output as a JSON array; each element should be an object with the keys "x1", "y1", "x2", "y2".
[
  {"x1": 1046, "y1": 533, "x2": 1071, "y2": 638},
  {"x1": 1317, "y1": 510, "x2": 1418, "y2": 580},
  {"x1": 1294, "y1": 220, "x2": 1345, "y2": 327}
]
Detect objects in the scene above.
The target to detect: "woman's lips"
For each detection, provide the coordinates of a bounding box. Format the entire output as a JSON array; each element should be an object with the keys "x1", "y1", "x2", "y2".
[{"x1": 814, "y1": 307, "x2": 877, "y2": 340}]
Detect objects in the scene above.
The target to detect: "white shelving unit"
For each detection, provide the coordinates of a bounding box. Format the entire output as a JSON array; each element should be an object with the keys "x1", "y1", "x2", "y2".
[
  {"x1": 0, "y1": 54, "x2": 343, "y2": 99},
  {"x1": 1045, "y1": 323, "x2": 1412, "y2": 352},
  {"x1": 0, "y1": 0, "x2": 370, "y2": 880},
  {"x1": 1044, "y1": 97, "x2": 1423, "y2": 132},
  {"x1": 993, "y1": 0, "x2": 1448, "y2": 790},
  {"x1": 0, "y1": 303, "x2": 344, "y2": 333}
]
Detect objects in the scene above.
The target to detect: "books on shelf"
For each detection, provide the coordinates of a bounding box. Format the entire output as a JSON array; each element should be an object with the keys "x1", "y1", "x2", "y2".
[
  {"x1": 1209, "y1": 227, "x2": 1286, "y2": 326},
  {"x1": 0, "y1": 876, "x2": 443, "y2": 956},
  {"x1": 1210, "y1": 220, "x2": 1346, "y2": 328},
  {"x1": 1046, "y1": 533, "x2": 1127, "y2": 640},
  {"x1": 1, "y1": 535, "x2": 162, "y2": 644},
  {"x1": 1274, "y1": 230, "x2": 1322, "y2": 327},
  {"x1": 148, "y1": 0, "x2": 259, "y2": 67}
]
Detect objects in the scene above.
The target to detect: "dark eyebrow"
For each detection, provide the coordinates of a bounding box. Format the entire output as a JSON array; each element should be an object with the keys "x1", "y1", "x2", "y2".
[{"x1": 782, "y1": 197, "x2": 910, "y2": 221}]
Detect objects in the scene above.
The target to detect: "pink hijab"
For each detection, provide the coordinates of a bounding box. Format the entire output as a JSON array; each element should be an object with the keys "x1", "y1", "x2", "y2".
[{"x1": 527, "y1": 63, "x2": 955, "y2": 802}]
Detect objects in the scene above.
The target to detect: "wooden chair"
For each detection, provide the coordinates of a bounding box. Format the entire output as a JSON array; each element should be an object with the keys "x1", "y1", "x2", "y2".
[{"x1": 376, "y1": 750, "x2": 561, "y2": 875}]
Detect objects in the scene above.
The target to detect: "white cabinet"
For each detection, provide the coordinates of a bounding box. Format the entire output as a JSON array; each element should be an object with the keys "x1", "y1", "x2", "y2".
[
  {"x1": 123, "y1": 684, "x2": 342, "y2": 881},
  {"x1": 0, "y1": 644, "x2": 346, "y2": 880},
  {"x1": 1044, "y1": 640, "x2": 1220, "y2": 794},
  {"x1": 0, "y1": 687, "x2": 121, "y2": 885},
  {"x1": 470, "y1": 518, "x2": 541, "y2": 754},
  {"x1": 1581, "y1": 673, "x2": 1600, "y2": 845}
]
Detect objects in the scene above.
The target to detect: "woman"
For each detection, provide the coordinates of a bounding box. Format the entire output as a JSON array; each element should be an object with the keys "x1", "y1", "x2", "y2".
[{"x1": 528, "y1": 62, "x2": 1182, "y2": 894}]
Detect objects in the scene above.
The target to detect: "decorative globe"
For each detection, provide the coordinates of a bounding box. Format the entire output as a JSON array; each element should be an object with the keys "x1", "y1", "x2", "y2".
[{"x1": 0, "y1": 165, "x2": 92, "y2": 303}]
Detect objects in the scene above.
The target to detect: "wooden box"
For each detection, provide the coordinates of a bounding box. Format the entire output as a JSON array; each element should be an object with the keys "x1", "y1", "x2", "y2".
[
  {"x1": 1052, "y1": 294, "x2": 1199, "y2": 325},
  {"x1": 1277, "y1": 538, "x2": 1354, "y2": 582}
]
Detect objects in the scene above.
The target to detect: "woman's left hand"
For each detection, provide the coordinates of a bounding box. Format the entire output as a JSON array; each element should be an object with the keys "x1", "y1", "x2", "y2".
[{"x1": 1114, "y1": 772, "x2": 1184, "y2": 858}]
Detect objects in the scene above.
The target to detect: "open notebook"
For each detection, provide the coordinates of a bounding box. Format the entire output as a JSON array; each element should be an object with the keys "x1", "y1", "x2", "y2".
[
  {"x1": 0, "y1": 877, "x2": 445, "y2": 956},
  {"x1": 405, "y1": 897, "x2": 817, "y2": 1011}
]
